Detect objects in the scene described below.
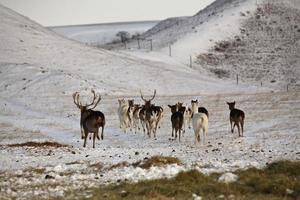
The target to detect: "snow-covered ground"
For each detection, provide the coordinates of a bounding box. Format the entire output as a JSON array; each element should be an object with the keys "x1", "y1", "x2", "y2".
[{"x1": 0, "y1": 1, "x2": 299, "y2": 199}]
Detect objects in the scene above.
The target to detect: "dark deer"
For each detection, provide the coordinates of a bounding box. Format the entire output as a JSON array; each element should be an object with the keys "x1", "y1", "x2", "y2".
[
  {"x1": 72, "y1": 90, "x2": 105, "y2": 148},
  {"x1": 227, "y1": 101, "x2": 245, "y2": 137},
  {"x1": 82, "y1": 110, "x2": 105, "y2": 148},
  {"x1": 140, "y1": 89, "x2": 158, "y2": 138},
  {"x1": 168, "y1": 104, "x2": 184, "y2": 142},
  {"x1": 73, "y1": 90, "x2": 99, "y2": 139}
]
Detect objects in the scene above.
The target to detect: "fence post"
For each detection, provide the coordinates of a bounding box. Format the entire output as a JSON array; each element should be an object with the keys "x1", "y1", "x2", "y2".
[
  {"x1": 137, "y1": 38, "x2": 140, "y2": 49},
  {"x1": 169, "y1": 45, "x2": 172, "y2": 57},
  {"x1": 190, "y1": 56, "x2": 192, "y2": 68},
  {"x1": 287, "y1": 84, "x2": 289, "y2": 92},
  {"x1": 236, "y1": 74, "x2": 239, "y2": 85},
  {"x1": 149, "y1": 39, "x2": 153, "y2": 51},
  {"x1": 261, "y1": 81, "x2": 263, "y2": 87}
]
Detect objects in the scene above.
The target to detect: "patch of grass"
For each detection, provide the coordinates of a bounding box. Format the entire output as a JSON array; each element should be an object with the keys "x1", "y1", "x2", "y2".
[
  {"x1": 108, "y1": 161, "x2": 130, "y2": 170},
  {"x1": 81, "y1": 160, "x2": 300, "y2": 200},
  {"x1": 133, "y1": 156, "x2": 182, "y2": 169},
  {"x1": 89, "y1": 162, "x2": 103, "y2": 171},
  {"x1": 7, "y1": 141, "x2": 68, "y2": 148},
  {"x1": 234, "y1": 160, "x2": 300, "y2": 197},
  {"x1": 31, "y1": 167, "x2": 46, "y2": 174}
]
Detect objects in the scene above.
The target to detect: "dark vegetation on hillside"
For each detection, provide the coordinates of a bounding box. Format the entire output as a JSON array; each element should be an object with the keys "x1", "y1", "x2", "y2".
[{"x1": 197, "y1": 1, "x2": 300, "y2": 88}]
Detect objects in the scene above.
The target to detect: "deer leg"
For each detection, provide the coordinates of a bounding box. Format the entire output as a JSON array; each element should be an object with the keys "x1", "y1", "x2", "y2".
[
  {"x1": 80, "y1": 125, "x2": 84, "y2": 139},
  {"x1": 241, "y1": 120, "x2": 244, "y2": 137},
  {"x1": 230, "y1": 118, "x2": 233, "y2": 133},
  {"x1": 171, "y1": 126, "x2": 174, "y2": 137},
  {"x1": 101, "y1": 126, "x2": 104, "y2": 140},
  {"x1": 202, "y1": 127, "x2": 206, "y2": 144},
  {"x1": 93, "y1": 131, "x2": 98, "y2": 148},
  {"x1": 83, "y1": 130, "x2": 88, "y2": 148},
  {"x1": 179, "y1": 130, "x2": 181, "y2": 142},
  {"x1": 188, "y1": 117, "x2": 191, "y2": 129},
  {"x1": 197, "y1": 129, "x2": 201, "y2": 143},
  {"x1": 146, "y1": 122, "x2": 151, "y2": 138},
  {"x1": 237, "y1": 123, "x2": 241, "y2": 137},
  {"x1": 96, "y1": 126, "x2": 100, "y2": 140},
  {"x1": 233, "y1": 122, "x2": 237, "y2": 134}
]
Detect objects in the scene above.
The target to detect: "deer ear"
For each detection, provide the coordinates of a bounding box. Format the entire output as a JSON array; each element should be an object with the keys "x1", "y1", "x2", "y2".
[{"x1": 168, "y1": 105, "x2": 172, "y2": 108}]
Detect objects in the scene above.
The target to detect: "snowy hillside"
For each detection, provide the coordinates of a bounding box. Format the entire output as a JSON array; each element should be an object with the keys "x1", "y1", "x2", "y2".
[
  {"x1": 197, "y1": 1, "x2": 300, "y2": 89},
  {"x1": 125, "y1": 0, "x2": 256, "y2": 51}
]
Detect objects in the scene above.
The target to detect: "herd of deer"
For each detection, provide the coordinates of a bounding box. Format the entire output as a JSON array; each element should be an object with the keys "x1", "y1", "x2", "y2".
[{"x1": 73, "y1": 90, "x2": 245, "y2": 148}]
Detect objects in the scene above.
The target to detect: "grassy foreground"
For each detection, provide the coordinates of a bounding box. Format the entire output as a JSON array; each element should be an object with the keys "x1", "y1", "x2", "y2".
[{"x1": 82, "y1": 160, "x2": 300, "y2": 200}]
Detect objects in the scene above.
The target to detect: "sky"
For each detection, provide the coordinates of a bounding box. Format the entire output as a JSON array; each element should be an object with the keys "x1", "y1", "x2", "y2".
[{"x1": 0, "y1": 0, "x2": 215, "y2": 26}]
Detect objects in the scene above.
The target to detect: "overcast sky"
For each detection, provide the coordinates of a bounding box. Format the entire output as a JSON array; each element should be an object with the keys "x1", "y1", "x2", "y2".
[{"x1": 0, "y1": 0, "x2": 215, "y2": 26}]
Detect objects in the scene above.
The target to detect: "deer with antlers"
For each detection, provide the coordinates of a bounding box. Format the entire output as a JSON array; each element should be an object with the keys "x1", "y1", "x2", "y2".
[
  {"x1": 140, "y1": 89, "x2": 160, "y2": 138},
  {"x1": 72, "y1": 90, "x2": 105, "y2": 148}
]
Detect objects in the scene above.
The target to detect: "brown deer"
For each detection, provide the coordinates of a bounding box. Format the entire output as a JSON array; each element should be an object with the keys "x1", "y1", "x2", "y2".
[
  {"x1": 72, "y1": 90, "x2": 105, "y2": 148},
  {"x1": 140, "y1": 89, "x2": 158, "y2": 138},
  {"x1": 82, "y1": 110, "x2": 105, "y2": 148},
  {"x1": 227, "y1": 101, "x2": 245, "y2": 137}
]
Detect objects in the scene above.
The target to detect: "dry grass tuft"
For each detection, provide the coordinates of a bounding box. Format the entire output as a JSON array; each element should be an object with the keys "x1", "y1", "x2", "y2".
[
  {"x1": 7, "y1": 141, "x2": 68, "y2": 148},
  {"x1": 133, "y1": 156, "x2": 182, "y2": 169}
]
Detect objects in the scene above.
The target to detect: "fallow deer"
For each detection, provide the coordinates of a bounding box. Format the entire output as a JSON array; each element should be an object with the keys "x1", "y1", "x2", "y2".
[
  {"x1": 227, "y1": 101, "x2": 245, "y2": 137},
  {"x1": 72, "y1": 90, "x2": 105, "y2": 148},
  {"x1": 72, "y1": 90, "x2": 101, "y2": 139},
  {"x1": 82, "y1": 110, "x2": 105, "y2": 148},
  {"x1": 191, "y1": 100, "x2": 208, "y2": 144},
  {"x1": 132, "y1": 104, "x2": 142, "y2": 133},
  {"x1": 191, "y1": 100, "x2": 209, "y2": 119},
  {"x1": 177, "y1": 102, "x2": 192, "y2": 135},
  {"x1": 127, "y1": 99, "x2": 135, "y2": 131},
  {"x1": 140, "y1": 89, "x2": 158, "y2": 138},
  {"x1": 168, "y1": 104, "x2": 184, "y2": 141},
  {"x1": 117, "y1": 99, "x2": 130, "y2": 133},
  {"x1": 151, "y1": 104, "x2": 164, "y2": 133}
]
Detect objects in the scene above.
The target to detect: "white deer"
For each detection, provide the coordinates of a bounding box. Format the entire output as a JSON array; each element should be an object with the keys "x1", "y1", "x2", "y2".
[
  {"x1": 118, "y1": 99, "x2": 130, "y2": 133},
  {"x1": 191, "y1": 100, "x2": 209, "y2": 144}
]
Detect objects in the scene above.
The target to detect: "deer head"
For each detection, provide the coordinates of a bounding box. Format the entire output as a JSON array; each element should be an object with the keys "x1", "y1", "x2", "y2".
[
  {"x1": 227, "y1": 101, "x2": 236, "y2": 110},
  {"x1": 140, "y1": 89, "x2": 156, "y2": 109},
  {"x1": 191, "y1": 99, "x2": 199, "y2": 112},
  {"x1": 72, "y1": 89, "x2": 101, "y2": 113},
  {"x1": 128, "y1": 99, "x2": 134, "y2": 107},
  {"x1": 168, "y1": 104, "x2": 178, "y2": 114}
]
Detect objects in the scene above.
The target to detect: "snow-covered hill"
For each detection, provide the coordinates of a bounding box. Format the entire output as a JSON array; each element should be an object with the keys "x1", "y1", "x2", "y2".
[{"x1": 197, "y1": 1, "x2": 300, "y2": 88}]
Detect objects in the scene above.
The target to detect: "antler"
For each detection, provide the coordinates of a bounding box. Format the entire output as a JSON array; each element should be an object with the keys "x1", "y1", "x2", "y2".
[
  {"x1": 140, "y1": 90, "x2": 147, "y2": 102},
  {"x1": 89, "y1": 94, "x2": 101, "y2": 109},
  {"x1": 85, "y1": 89, "x2": 97, "y2": 107},
  {"x1": 72, "y1": 92, "x2": 81, "y2": 108},
  {"x1": 149, "y1": 89, "x2": 156, "y2": 101}
]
